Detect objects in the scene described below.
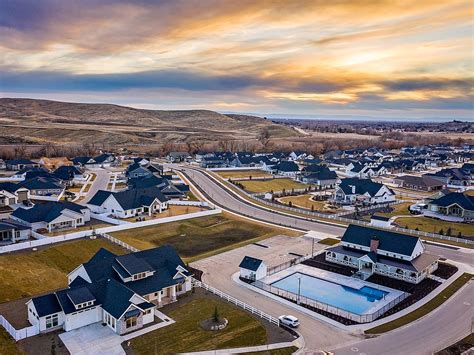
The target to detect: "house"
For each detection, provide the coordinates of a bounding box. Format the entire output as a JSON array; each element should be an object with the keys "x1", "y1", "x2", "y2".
[
  {"x1": 94, "y1": 154, "x2": 117, "y2": 167},
  {"x1": 394, "y1": 175, "x2": 446, "y2": 192},
  {"x1": 26, "y1": 245, "x2": 192, "y2": 334},
  {"x1": 200, "y1": 155, "x2": 228, "y2": 168},
  {"x1": 125, "y1": 163, "x2": 153, "y2": 179},
  {"x1": 426, "y1": 168, "x2": 472, "y2": 187},
  {"x1": 87, "y1": 187, "x2": 168, "y2": 218},
  {"x1": 332, "y1": 178, "x2": 396, "y2": 206},
  {"x1": 0, "y1": 159, "x2": 6, "y2": 170},
  {"x1": 166, "y1": 152, "x2": 190, "y2": 163},
  {"x1": 239, "y1": 256, "x2": 267, "y2": 281},
  {"x1": 271, "y1": 161, "x2": 300, "y2": 177},
  {"x1": 39, "y1": 157, "x2": 73, "y2": 170},
  {"x1": 19, "y1": 176, "x2": 65, "y2": 198},
  {"x1": 53, "y1": 166, "x2": 87, "y2": 184},
  {"x1": 0, "y1": 219, "x2": 31, "y2": 243},
  {"x1": 5, "y1": 159, "x2": 40, "y2": 171},
  {"x1": 427, "y1": 192, "x2": 474, "y2": 222},
  {"x1": 0, "y1": 182, "x2": 30, "y2": 207},
  {"x1": 300, "y1": 166, "x2": 338, "y2": 188},
  {"x1": 325, "y1": 224, "x2": 438, "y2": 283},
  {"x1": 11, "y1": 201, "x2": 90, "y2": 232},
  {"x1": 72, "y1": 157, "x2": 97, "y2": 168},
  {"x1": 132, "y1": 157, "x2": 150, "y2": 166}
]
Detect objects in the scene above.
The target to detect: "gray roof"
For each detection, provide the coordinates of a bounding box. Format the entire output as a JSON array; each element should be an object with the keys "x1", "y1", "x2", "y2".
[{"x1": 88, "y1": 187, "x2": 168, "y2": 209}]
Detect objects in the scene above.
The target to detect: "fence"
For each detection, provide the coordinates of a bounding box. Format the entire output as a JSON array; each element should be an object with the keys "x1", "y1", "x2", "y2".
[
  {"x1": 0, "y1": 315, "x2": 39, "y2": 341},
  {"x1": 0, "y1": 209, "x2": 223, "y2": 254},
  {"x1": 102, "y1": 233, "x2": 138, "y2": 252},
  {"x1": 252, "y1": 280, "x2": 408, "y2": 324},
  {"x1": 267, "y1": 253, "x2": 315, "y2": 276},
  {"x1": 91, "y1": 212, "x2": 130, "y2": 225},
  {"x1": 168, "y1": 200, "x2": 210, "y2": 207},
  {"x1": 193, "y1": 279, "x2": 280, "y2": 326}
]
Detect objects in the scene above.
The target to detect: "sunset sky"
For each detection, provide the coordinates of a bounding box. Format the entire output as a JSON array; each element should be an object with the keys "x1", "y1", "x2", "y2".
[{"x1": 0, "y1": 0, "x2": 473, "y2": 120}]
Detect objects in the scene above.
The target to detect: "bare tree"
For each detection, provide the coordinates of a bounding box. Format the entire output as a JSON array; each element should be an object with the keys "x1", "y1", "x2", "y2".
[{"x1": 258, "y1": 128, "x2": 271, "y2": 149}]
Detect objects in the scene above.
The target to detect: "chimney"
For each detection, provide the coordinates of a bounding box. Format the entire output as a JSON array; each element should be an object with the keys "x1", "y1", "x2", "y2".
[{"x1": 370, "y1": 237, "x2": 379, "y2": 252}]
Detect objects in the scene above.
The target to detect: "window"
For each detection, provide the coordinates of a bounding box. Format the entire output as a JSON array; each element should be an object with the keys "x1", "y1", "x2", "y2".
[
  {"x1": 126, "y1": 317, "x2": 137, "y2": 328},
  {"x1": 46, "y1": 314, "x2": 59, "y2": 329}
]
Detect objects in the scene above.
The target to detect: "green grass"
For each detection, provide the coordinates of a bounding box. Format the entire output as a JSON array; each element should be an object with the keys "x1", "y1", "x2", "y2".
[
  {"x1": 246, "y1": 346, "x2": 298, "y2": 355},
  {"x1": 218, "y1": 170, "x2": 272, "y2": 179},
  {"x1": 366, "y1": 273, "x2": 473, "y2": 334},
  {"x1": 278, "y1": 194, "x2": 342, "y2": 214},
  {"x1": 0, "y1": 327, "x2": 24, "y2": 355},
  {"x1": 111, "y1": 213, "x2": 296, "y2": 261},
  {"x1": 0, "y1": 238, "x2": 126, "y2": 304},
  {"x1": 128, "y1": 296, "x2": 267, "y2": 354},
  {"x1": 239, "y1": 179, "x2": 309, "y2": 193},
  {"x1": 395, "y1": 216, "x2": 474, "y2": 237},
  {"x1": 317, "y1": 238, "x2": 340, "y2": 246}
]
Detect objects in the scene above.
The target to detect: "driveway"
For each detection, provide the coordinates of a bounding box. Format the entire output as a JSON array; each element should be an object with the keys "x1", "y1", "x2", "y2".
[
  {"x1": 81, "y1": 169, "x2": 111, "y2": 204},
  {"x1": 59, "y1": 323, "x2": 125, "y2": 355}
]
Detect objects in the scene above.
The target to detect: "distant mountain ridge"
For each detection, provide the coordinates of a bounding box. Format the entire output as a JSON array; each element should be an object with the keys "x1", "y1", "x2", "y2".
[{"x1": 0, "y1": 98, "x2": 296, "y2": 145}]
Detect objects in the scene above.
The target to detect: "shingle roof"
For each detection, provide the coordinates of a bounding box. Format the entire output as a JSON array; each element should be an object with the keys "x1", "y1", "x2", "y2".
[
  {"x1": 67, "y1": 286, "x2": 96, "y2": 305},
  {"x1": 115, "y1": 254, "x2": 153, "y2": 275},
  {"x1": 239, "y1": 256, "x2": 263, "y2": 271},
  {"x1": 430, "y1": 192, "x2": 474, "y2": 211},
  {"x1": 19, "y1": 176, "x2": 63, "y2": 190},
  {"x1": 273, "y1": 161, "x2": 299, "y2": 172},
  {"x1": 342, "y1": 224, "x2": 419, "y2": 256},
  {"x1": 12, "y1": 201, "x2": 85, "y2": 223},
  {"x1": 88, "y1": 187, "x2": 168, "y2": 209},
  {"x1": 31, "y1": 294, "x2": 62, "y2": 317},
  {"x1": 338, "y1": 178, "x2": 391, "y2": 197}
]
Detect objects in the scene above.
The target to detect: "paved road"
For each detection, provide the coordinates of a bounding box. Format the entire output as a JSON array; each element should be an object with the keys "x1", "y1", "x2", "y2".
[
  {"x1": 330, "y1": 280, "x2": 474, "y2": 355},
  {"x1": 82, "y1": 169, "x2": 110, "y2": 204},
  {"x1": 179, "y1": 167, "x2": 474, "y2": 266}
]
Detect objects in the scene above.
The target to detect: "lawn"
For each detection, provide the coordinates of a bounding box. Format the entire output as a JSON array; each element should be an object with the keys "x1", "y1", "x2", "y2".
[
  {"x1": 0, "y1": 238, "x2": 126, "y2": 304},
  {"x1": 218, "y1": 170, "x2": 272, "y2": 179},
  {"x1": 366, "y1": 273, "x2": 473, "y2": 334},
  {"x1": 278, "y1": 194, "x2": 343, "y2": 214},
  {"x1": 246, "y1": 347, "x2": 298, "y2": 355},
  {"x1": 317, "y1": 238, "x2": 340, "y2": 246},
  {"x1": 0, "y1": 328, "x2": 23, "y2": 355},
  {"x1": 239, "y1": 179, "x2": 309, "y2": 193},
  {"x1": 395, "y1": 216, "x2": 474, "y2": 237},
  {"x1": 128, "y1": 295, "x2": 268, "y2": 354},
  {"x1": 376, "y1": 202, "x2": 413, "y2": 218},
  {"x1": 111, "y1": 213, "x2": 298, "y2": 261},
  {"x1": 465, "y1": 190, "x2": 474, "y2": 196},
  {"x1": 44, "y1": 218, "x2": 113, "y2": 236}
]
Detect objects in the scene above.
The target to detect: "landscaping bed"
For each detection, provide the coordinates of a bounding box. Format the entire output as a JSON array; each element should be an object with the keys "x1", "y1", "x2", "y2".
[
  {"x1": 435, "y1": 332, "x2": 474, "y2": 355},
  {"x1": 432, "y1": 262, "x2": 458, "y2": 280}
]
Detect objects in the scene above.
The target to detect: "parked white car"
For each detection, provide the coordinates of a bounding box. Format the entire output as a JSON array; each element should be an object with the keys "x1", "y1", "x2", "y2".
[{"x1": 278, "y1": 315, "x2": 299, "y2": 328}]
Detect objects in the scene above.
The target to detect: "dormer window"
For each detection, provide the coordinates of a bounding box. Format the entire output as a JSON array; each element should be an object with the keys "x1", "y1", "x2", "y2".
[{"x1": 133, "y1": 272, "x2": 147, "y2": 280}]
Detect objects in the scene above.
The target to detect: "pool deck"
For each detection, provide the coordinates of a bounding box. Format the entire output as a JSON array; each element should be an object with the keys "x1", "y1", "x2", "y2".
[{"x1": 260, "y1": 264, "x2": 406, "y2": 316}]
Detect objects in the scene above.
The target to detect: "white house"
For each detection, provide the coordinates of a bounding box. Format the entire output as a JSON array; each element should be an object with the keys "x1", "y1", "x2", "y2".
[
  {"x1": 325, "y1": 224, "x2": 438, "y2": 283},
  {"x1": 239, "y1": 256, "x2": 267, "y2": 281},
  {"x1": 11, "y1": 201, "x2": 90, "y2": 232},
  {"x1": 87, "y1": 187, "x2": 168, "y2": 219},
  {"x1": 27, "y1": 245, "x2": 192, "y2": 334},
  {"x1": 332, "y1": 178, "x2": 396, "y2": 206},
  {"x1": 370, "y1": 214, "x2": 393, "y2": 228}
]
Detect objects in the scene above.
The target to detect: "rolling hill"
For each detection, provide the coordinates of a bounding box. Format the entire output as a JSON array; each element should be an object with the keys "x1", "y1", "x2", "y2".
[{"x1": 0, "y1": 98, "x2": 297, "y2": 145}]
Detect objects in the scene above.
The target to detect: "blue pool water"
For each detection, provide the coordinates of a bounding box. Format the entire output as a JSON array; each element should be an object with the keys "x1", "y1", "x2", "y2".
[{"x1": 271, "y1": 272, "x2": 388, "y2": 314}]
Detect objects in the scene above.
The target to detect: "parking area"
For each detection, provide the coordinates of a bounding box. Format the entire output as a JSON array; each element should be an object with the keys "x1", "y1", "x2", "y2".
[{"x1": 191, "y1": 234, "x2": 357, "y2": 351}]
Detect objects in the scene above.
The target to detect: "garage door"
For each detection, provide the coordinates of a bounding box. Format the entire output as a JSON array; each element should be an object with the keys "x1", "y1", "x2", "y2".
[{"x1": 66, "y1": 307, "x2": 100, "y2": 331}]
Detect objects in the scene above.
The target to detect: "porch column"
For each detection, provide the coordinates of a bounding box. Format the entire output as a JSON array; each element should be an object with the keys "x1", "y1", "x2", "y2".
[
  {"x1": 48, "y1": 224, "x2": 52, "y2": 233},
  {"x1": 11, "y1": 228, "x2": 16, "y2": 243},
  {"x1": 157, "y1": 291, "x2": 162, "y2": 306},
  {"x1": 171, "y1": 285, "x2": 177, "y2": 301}
]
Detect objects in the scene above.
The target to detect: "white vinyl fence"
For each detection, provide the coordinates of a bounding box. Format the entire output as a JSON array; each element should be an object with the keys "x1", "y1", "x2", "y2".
[
  {"x1": 168, "y1": 200, "x2": 210, "y2": 207},
  {"x1": 193, "y1": 279, "x2": 280, "y2": 326},
  {"x1": 0, "y1": 315, "x2": 38, "y2": 341}
]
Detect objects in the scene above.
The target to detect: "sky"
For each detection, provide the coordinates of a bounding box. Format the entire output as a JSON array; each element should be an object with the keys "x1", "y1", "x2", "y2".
[{"x1": 0, "y1": 0, "x2": 473, "y2": 121}]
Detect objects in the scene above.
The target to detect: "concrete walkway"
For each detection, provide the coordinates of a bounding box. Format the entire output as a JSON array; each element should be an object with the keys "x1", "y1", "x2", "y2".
[{"x1": 179, "y1": 340, "x2": 300, "y2": 354}]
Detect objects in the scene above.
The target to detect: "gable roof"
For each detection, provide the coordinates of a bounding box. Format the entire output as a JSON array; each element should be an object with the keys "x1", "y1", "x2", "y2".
[
  {"x1": 239, "y1": 256, "x2": 263, "y2": 271},
  {"x1": 430, "y1": 192, "x2": 474, "y2": 211},
  {"x1": 12, "y1": 201, "x2": 85, "y2": 223},
  {"x1": 342, "y1": 224, "x2": 419, "y2": 256},
  {"x1": 273, "y1": 161, "x2": 299, "y2": 172},
  {"x1": 338, "y1": 178, "x2": 389, "y2": 196},
  {"x1": 88, "y1": 187, "x2": 168, "y2": 209},
  {"x1": 31, "y1": 294, "x2": 62, "y2": 317}
]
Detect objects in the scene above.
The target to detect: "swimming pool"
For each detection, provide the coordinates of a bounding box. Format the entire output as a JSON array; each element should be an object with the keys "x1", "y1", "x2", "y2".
[{"x1": 271, "y1": 272, "x2": 388, "y2": 314}]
